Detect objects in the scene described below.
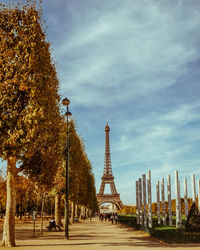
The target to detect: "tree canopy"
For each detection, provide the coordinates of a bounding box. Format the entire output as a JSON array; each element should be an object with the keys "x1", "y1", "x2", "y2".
[
  {"x1": 0, "y1": 1, "x2": 98, "y2": 246},
  {"x1": 53, "y1": 120, "x2": 98, "y2": 212},
  {"x1": 0, "y1": 1, "x2": 63, "y2": 246}
]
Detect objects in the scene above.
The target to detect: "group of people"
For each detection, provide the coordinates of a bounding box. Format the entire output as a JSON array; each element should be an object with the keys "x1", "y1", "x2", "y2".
[{"x1": 99, "y1": 213, "x2": 118, "y2": 224}]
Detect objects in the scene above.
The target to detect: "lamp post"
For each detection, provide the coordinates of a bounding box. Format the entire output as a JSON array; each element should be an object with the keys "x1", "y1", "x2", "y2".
[{"x1": 62, "y1": 97, "x2": 72, "y2": 239}]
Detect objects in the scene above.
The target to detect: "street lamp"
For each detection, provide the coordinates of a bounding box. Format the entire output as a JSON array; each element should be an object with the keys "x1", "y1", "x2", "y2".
[{"x1": 62, "y1": 97, "x2": 72, "y2": 239}]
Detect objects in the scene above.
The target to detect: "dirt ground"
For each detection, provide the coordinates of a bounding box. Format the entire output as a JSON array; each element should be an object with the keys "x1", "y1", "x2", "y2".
[{"x1": 0, "y1": 217, "x2": 200, "y2": 249}]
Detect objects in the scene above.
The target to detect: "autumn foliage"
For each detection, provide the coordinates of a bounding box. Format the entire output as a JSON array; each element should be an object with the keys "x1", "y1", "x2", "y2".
[
  {"x1": 0, "y1": 1, "x2": 97, "y2": 247},
  {"x1": 0, "y1": 1, "x2": 62, "y2": 246},
  {"x1": 53, "y1": 120, "x2": 98, "y2": 224}
]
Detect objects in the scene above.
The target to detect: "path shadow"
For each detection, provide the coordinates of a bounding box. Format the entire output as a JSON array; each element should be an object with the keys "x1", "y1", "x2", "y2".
[{"x1": 16, "y1": 241, "x2": 200, "y2": 248}]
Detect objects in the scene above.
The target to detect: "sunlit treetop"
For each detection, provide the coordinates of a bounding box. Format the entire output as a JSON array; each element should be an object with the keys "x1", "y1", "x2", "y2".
[{"x1": 0, "y1": 0, "x2": 61, "y2": 163}]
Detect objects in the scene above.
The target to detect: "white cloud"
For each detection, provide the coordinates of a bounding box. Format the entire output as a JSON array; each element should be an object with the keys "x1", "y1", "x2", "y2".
[
  {"x1": 112, "y1": 101, "x2": 200, "y2": 172},
  {"x1": 54, "y1": 0, "x2": 200, "y2": 108}
]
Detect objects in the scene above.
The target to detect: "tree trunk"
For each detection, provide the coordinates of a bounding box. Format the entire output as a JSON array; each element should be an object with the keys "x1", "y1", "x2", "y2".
[
  {"x1": 55, "y1": 194, "x2": 63, "y2": 226},
  {"x1": 84, "y1": 207, "x2": 87, "y2": 218},
  {"x1": 40, "y1": 195, "x2": 44, "y2": 235},
  {"x1": 0, "y1": 203, "x2": 2, "y2": 219},
  {"x1": 77, "y1": 205, "x2": 81, "y2": 220},
  {"x1": 89, "y1": 209, "x2": 92, "y2": 221},
  {"x1": 75, "y1": 203, "x2": 78, "y2": 218},
  {"x1": 20, "y1": 198, "x2": 23, "y2": 220},
  {"x1": 70, "y1": 201, "x2": 74, "y2": 223},
  {"x1": 1, "y1": 157, "x2": 16, "y2": 247}
]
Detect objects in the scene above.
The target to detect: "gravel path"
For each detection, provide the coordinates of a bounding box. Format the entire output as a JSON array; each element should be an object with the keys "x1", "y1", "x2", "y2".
[{"x1": 0, "y1": 217, "x2": 200, "y2": 249}]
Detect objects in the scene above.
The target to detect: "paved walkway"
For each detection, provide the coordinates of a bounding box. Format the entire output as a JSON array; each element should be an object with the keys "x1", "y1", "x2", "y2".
[{"x1": 1, "y1": 217, "x2": 200, "y2": 249}]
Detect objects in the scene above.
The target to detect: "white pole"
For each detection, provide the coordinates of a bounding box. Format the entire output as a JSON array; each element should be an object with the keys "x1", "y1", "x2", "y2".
[
  {"x1": 142, "y1": 174, "x2": 147, "y2": 227},
  {"x1": 178, "y1": 180, "x2": 181, "y2": 225},
  {"x1": 184, "y1": 178, "x2": 188, "y2": 219},
  {"x1": 139, "y1": 178, "x2": 143, "y2": 225},
  {"x1": 147, "y1": 171, "x2": 152, "y2": 228},
  {"x1": 167, "y1": 175, "x2": 172, "y2": 226},
  {"x1": 174, "y1": 170, "x2": 181, "y2": 228},
  {"x1": 191, "y1": 174, "x2": 196, "y2": 203},
  {"x1": 161, "y1": 178, "x2": 166, "y2": 226},
  {"x1": 157, "y1": 181, "x2": 161, "y2": 225},
  {"x1": 136, "y1": 180, "x2": 139, "y2": 224}
]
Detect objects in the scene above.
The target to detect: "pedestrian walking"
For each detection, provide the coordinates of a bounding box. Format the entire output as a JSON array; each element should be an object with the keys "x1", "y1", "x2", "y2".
[
  {"x1": 110, "y1": 214, "x2": 114, "y2": 224},
  {"x1": 114, "y1": 213, "x2": 118, "y2": 224},
  {"x1": 99, "y1": 213, "x2": 104, "y2": 222},
  {"x1": 105, "y1": 214, "x2": 107, "y2": 222}
]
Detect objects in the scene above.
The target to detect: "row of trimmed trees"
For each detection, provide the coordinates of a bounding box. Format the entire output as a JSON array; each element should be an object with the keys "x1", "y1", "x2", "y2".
[{"x1": 0, "y1": 1, "x2": 98, "y2": 247}]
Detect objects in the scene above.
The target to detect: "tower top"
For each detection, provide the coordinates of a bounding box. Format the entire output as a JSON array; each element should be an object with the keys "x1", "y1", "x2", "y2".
[
  {"x1": 105, "y1": 120, "x2": 110, "y2": 131},
  {"x1": 103, "y1": 121, "x2": 112, "y2": 176}
]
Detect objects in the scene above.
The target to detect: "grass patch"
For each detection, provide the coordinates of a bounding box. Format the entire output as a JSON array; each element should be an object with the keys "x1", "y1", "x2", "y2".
[{"x1": 154, "y1": 226, "x2": 177, "y2": 230}]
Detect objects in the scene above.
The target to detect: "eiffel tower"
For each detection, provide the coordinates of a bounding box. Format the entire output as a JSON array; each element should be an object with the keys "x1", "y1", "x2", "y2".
[{"x1": 97, "y1": 122, "x2": 123, "y2": 210}]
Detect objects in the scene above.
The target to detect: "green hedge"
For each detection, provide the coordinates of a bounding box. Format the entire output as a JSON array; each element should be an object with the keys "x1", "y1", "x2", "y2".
[
  {"x1": 118, "y1": 215, "x2": 200, "y2": 243},
  {"x1": 152, "y1": 227, "x2": 200, "y2": 243}
]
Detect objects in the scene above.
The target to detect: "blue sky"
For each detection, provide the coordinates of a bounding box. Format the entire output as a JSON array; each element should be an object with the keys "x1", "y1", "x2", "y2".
[{"x1": 2, "y1": 0, "x2": 200, "y2": 205}]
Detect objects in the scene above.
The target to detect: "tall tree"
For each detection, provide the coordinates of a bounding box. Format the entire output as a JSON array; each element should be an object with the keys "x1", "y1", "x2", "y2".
[
  {"x1": 0, "y1": 2, "x2": 62, "y2": 246},
  {"x1": 68, "y1": 122, "x2": 98, "y2": 213},
  {"x1": 53, "y1": 119, "x2": 98, "y2": 222},
  {"x1": 86, "y1": 173, "x2": 99, "y2": 214}
]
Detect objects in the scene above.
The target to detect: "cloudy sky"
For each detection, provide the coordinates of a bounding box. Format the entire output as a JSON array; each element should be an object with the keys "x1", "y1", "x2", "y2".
[{"x1": 2, "y1": 0, "x2": 200, "y2": 205}]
